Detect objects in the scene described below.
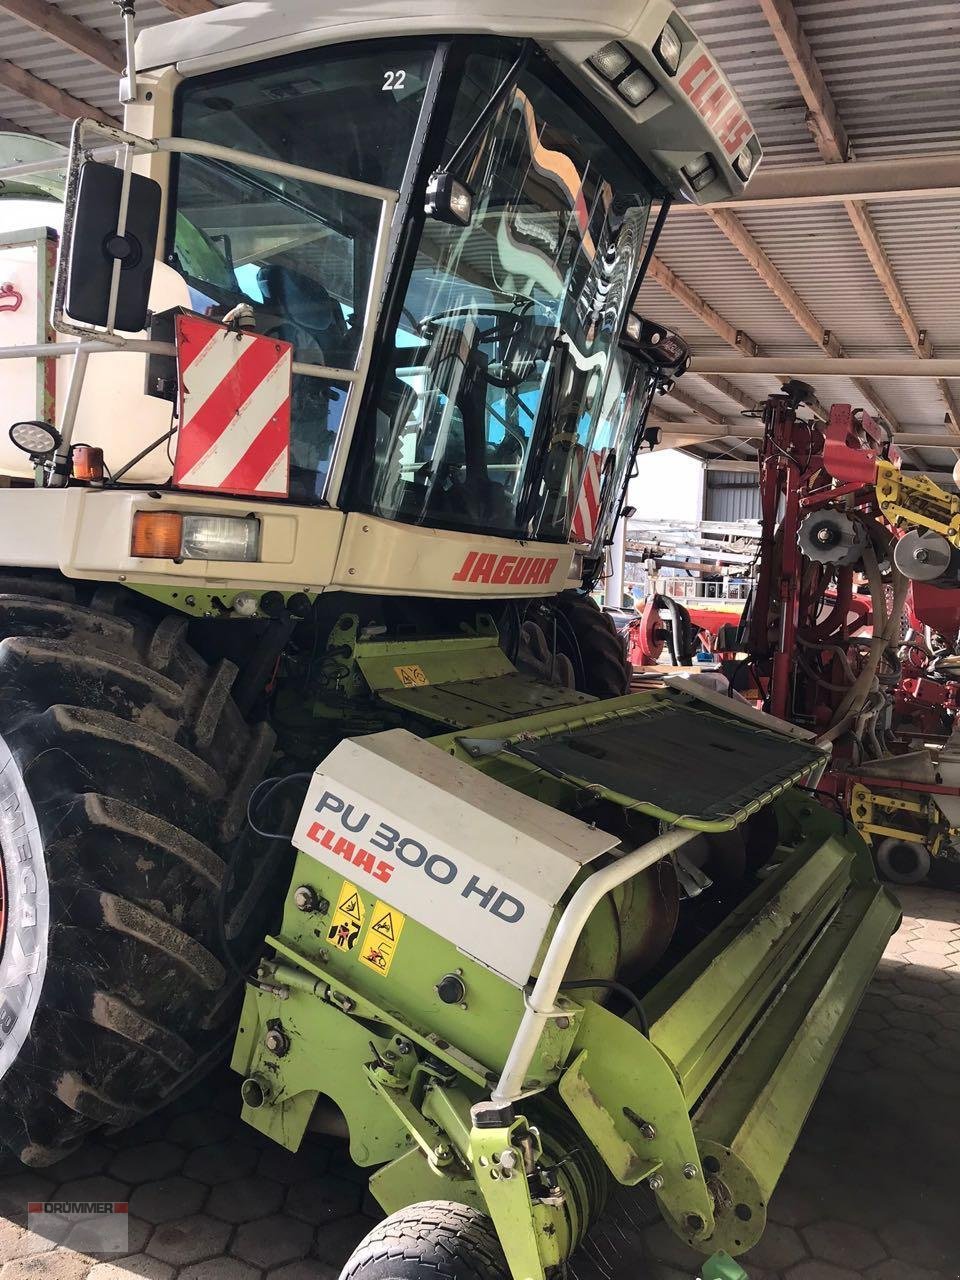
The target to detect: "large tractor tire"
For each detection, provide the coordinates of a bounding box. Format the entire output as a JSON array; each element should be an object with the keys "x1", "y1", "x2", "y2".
[
  {"x1": 0, "y1": 575, "x2": 277, "y2": 1165},
  {"x1": 554, "y1": 591, "x2": 632, "y2": 698}
]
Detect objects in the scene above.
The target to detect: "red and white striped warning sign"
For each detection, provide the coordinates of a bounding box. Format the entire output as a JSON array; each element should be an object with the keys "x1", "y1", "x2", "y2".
[
  {"x1": 173, "y1": 314, "x2": 292, "y2": 498},
  {"x1": 570, "y1": 448, "x2": 608, "y2": 544}
]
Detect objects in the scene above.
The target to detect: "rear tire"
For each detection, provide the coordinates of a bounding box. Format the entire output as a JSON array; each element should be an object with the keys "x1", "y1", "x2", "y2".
[
  {"x1": 0, "y1": 574, "x2": 279, "y2": 1164},
  {"x1": 875, "y1": 837, "x2": 930, "y2": 885},
  {"x1": 553, "y1": 592, "x2": 632, "y2": 698},
  {"x1": 340, "y1": 1202, "x2": 508, "y2": 1280}
]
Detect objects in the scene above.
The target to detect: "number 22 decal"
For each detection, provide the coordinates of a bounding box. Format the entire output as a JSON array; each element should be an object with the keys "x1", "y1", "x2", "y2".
[{"x1": 382, "y1": 70, "x2": 407, "y2": 91}]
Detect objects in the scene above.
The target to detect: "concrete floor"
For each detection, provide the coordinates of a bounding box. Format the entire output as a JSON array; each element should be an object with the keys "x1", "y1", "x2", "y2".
[{"x1": 1, "y1": 885, "x2": 958, "y2": 1280}]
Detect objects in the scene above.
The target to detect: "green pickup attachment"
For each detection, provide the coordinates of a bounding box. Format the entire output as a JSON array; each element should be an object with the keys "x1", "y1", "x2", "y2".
[{"x1": 232, "y1": 663, "x2": 897, "y2": 1280}]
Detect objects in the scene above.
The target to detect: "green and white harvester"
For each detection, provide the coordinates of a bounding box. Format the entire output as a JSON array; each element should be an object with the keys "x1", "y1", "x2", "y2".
[{"x1": 0, "y1": 1, "x2": 898, "y2": 1275}]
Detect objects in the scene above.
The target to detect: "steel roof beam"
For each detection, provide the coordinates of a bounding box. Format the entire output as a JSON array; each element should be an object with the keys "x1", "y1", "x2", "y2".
[
  {"x1": 0, "y1": 0, "x2": 122, "y2": 74},
  {"x1": 155, "y1": 0, "x2": 216, "y2": 15},
  {"x1": 657, "y1": 421, "x2": 960, "y2": 448},
  {"x1": 659, "y1": 384, "x2": 730, "y2": 426},
  {"x1": 670, "y1": 153, "x2": 960, "y2": 212},
  {"x1": 643, "y1": 258, "x2": 830, "y2": 421},
  {"x1": 690, "y1": 357, "x2": 960, "y2": 379},
  {"x1": 0, "y1": 113, "x2": 33, "y2": 133},
  {"x1": 646, "y1": 256, "x2": 760, "y2": 356},
  {"x1": 707, "y1": 207, "x2": 898, "y2": 428}
]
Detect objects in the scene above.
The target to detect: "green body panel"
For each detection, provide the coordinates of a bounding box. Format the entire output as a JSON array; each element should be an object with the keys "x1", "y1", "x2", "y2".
[
  {"x1": 128, "y1": 583, "x2": 316, "y2": 617},
  {"x1": 468, "y1": 1121, "x2": 557, "y2": 1280},
  {"x1": 648, "y1": 831, "x2": 853, "y2": 1101},
  {"x1": 226, "y1": 636, "x2": 897, "y2": 1274},
  {"x1": 230, "y1": 981, "x2": 411, "y2": 1166},
  {"x1": 694, "y1": 882, "x2": 899, "y2": 1199},
  {"x1": 370, "y1": 1146, "x2": 485, "y2": 1215},
  {"x1": 356, "y1": 628, "x2": 513, "y2": 689},
  {"x1": 558, "y1": 1004, "x2": 714, "y2": 1233},
  {"x1": 272, "y1": 859, "x2": 579, "y2": 1091}
]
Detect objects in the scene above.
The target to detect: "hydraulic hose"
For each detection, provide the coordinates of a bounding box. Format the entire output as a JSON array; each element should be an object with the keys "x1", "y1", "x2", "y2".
[{"x1": 817, "y1": 543, "x2": 908, "y2": 746}]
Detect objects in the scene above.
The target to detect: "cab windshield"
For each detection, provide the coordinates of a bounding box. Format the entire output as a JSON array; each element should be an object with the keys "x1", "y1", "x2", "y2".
[
  {"x1": 169, "y1": 40, "x2": 656, "y2": 525},
  {"x1": 358, "y1": 48, "x2": 655, "y2": 542}
]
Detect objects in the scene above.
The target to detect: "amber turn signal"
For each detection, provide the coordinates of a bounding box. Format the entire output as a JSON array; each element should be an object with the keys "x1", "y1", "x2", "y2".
[
  {"x1": 131, "y1": 511, "x2": 183, "y2": 558},
  {"x1": 71, "y1": 445, "x2": 104, "y2": 482}
]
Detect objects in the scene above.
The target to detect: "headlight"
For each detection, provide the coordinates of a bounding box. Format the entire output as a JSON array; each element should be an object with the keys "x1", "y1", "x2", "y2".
[
  {"x1": 589, "y1": 42, "x2": 632, "y2": 81},
  {"x1": 618, "y1": 67, "x2": 657, "y2": 106},
  {"x1": 683, "y1": 153, "x2": 717, "y2": 192},
  {"x1": 131, "y1": 512, "x2": 261, "y2": 561},
  {"x1": 735, "y1": 145, "x2": 756, "y2": 179},
  {"x1": 654, "y1": 24, "x2": 682, "y2": 75}
]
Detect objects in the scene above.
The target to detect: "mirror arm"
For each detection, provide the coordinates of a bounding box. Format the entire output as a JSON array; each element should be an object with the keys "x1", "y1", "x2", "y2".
[
  {"x1": 442, "y1": 41, "x2": 533, "y2": 179},
  {"x1": 626, "y1": 195, "x2": 672, "y2": 320},
  {"x1": 105, "y1": 143, "x2": 136, "y2": 335}
]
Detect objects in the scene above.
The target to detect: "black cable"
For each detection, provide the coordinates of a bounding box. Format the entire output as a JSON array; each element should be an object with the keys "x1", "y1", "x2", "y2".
[
  {"x1": 796, "y1": 784, "x2": 849, "y2": 833},
  {"x1": 245, "y1": 771, "x2": 312, "y2": 840},
  {"x1": 558, "y1": 979, "x2": 649, "y2": 1036},
  {"x1": 217, "y1": 772, "x2": 312, "y2": 982}
]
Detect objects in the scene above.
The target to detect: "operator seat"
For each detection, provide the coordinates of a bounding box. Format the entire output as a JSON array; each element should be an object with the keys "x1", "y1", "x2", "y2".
[{"x1": 256, "y1": 264, "x2": 358, "y2": 369}]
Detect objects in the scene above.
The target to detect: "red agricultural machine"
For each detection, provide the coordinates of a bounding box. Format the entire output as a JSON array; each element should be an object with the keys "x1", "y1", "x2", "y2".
[{"x1": 728, "y1": 380, "x2": 960, "y2": 884}]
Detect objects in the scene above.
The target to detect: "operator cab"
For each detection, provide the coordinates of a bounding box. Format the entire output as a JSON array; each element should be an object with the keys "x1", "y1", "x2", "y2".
[{"x1": 0, "y1": 0, "x2": 756, "y2": 588}]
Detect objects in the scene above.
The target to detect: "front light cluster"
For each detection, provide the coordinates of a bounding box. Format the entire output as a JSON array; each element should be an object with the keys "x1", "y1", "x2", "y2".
[
  {"x1": 735, "y1": 145, "x2": 757, "y2": 179},
  {"x1": 589, "y1": 24, "x2": 682, "y2": 108},
  {"x1": 131, "y1": 512, "x2": 261, "y2": 561},
  {"x1": 683, "y1": 153, "x2": 717, "y2": 193},
  {"x1": 589, "y1": 42, "x2": 651, "y2": 107}
]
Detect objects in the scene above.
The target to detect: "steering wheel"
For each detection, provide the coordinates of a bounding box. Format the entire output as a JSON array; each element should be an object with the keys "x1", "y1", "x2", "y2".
[{"x1": 417, "y1": 300, "x2": 553, "y2": 390}]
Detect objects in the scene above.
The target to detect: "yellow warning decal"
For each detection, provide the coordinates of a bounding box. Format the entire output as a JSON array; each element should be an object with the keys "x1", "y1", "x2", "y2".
[
  {"x1": 394, "y1": 664, "x2": 429, "y2": 688},
  {"x1": 358, "y1": 901, "x2": 406, "y2": 976},
  {"x1": 327, "y1": 880, "x2": 365, "y2": 953}
]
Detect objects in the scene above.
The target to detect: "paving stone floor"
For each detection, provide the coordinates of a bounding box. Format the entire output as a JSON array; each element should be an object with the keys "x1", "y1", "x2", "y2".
[{"x1": 0, "y1": 885, "x2": 958, "y2": 1280}]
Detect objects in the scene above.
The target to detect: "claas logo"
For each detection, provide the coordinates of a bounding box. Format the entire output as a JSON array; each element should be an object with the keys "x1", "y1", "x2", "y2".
[{"x1": 679, "y1": 54, "x2": 753, "y2": 156}]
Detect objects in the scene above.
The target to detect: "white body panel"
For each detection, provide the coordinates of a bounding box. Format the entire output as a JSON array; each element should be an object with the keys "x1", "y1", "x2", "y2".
[
  {"x1": 0, "y1": 487, "x2": 577, "y2": 598},
  {"x1": 134, "y1": 0, "x2": 757, "y2": 205},
  {"x1": 331, "y1": 514, "x2": 574, "y2": 597},
  {"x1": 0, "y1": 205, "x2": 191, "y2": 484},
  {"x1": 0, "y1": 488, "x2": 343, "y2": 592},
  {"x1": 292, "y1": 729, "x2": 617, "y2": 985}
]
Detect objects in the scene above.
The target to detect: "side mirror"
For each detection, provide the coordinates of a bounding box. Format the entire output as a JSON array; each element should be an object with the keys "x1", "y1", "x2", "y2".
[
  {"x1": 620, "y1": 314, "x2": 690, "y2": 376},
  {"x1": 64, "y1": 160, "x2": 161, "y2": 332}
]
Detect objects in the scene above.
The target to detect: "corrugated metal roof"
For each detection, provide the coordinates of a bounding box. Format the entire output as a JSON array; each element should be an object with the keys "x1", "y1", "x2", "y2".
[
  {"x1": 0, "y1": 0, "x2": 181, "y2": 144},
  {"x1": 0, "y1": 0, "x2": 956, "y2": 472},
  {"x1": 797, "y1": 0, "x2": 960, "y2": 160},
  {"x1": 673, "y1": 0, "x2": 822, "y2": 168}
]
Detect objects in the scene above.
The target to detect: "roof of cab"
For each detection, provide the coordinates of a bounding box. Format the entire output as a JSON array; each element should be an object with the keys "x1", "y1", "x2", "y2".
[
  {"x1": 134, "y1": 0, "x2": 756, "y2": 205},
  {"x1": 135, "y1": 0, "x2": 652, "y2": 73}
]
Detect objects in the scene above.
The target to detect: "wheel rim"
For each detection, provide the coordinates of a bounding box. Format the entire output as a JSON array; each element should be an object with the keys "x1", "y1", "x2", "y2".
[
  {"x1": 0, "y1": 733, "x2": 49, "y2": 1082},
  {"x1": 0, "y1": 843, "x2": 6, "y2": 961}
]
